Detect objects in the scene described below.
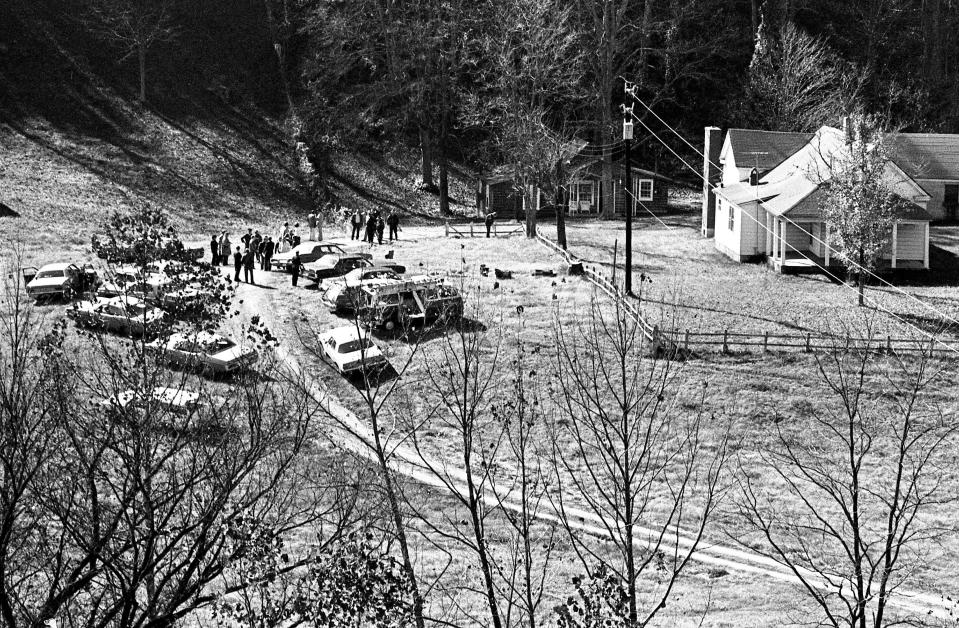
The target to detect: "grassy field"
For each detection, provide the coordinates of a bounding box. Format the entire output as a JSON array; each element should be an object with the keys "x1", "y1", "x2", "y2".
[
  {"x1": 228, "y1": 226, "x2": 959, "y2": 626},
  {"x1": 559, "y1": 215, "x2": 959, "y2": 343}
]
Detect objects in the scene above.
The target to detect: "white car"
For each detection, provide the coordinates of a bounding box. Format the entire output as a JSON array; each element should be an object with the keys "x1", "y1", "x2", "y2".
[
  {"x1": 270, "y1": 242, "x2": 350, "y2": 272},
  {"x1": 318, "y1": 325, "x2": 389, "y2": 374},
  {"x1": 25, "y1": 262, "x2": 99, "y2": 300},
  {"x1": 68, "y1": 296, "x2": 167, "y2": 336},
  {"x1": 106, "y1": 386, "x2": 205, "y2": 414},
  {"x1": 147, "y1": 331, "x2": 258, "y2": 375}
]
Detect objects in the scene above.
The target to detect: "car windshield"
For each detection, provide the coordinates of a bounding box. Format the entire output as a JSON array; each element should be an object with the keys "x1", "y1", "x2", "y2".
[
  {"x1": 35, "y1": 269, "x2": 64, "y2": 279},
  {"x1": 339, "y1": 338, "x2": 373, "y2": 353},
  {"x1": 126, "y1": 303, "x2": 149, "y2": 315}
]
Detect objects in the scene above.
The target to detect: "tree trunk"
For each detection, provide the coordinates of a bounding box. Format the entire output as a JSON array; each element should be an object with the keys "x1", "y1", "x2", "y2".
[
  {"x1": 858, "y1": 249, "x2": 865, "y2": 307},
  {"x1": 525, "y1": 185, "x2": 537, "y2": 238},
  {"x1": 420, "y1": 126, "x2": 436, "y2": 192},
  {"x1": 439, "y1": 147, "x2": 449, "y2": 215},
  {"x1": 555, "y1": 183, "x2": 567, "y2": 249},
  {"x1": 138, "y1": 43, "x2": 147, "y2": 102}
]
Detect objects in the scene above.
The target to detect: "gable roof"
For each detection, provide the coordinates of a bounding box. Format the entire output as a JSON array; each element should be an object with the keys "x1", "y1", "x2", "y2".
[
  {"x1": 889, "y1": 134, "x2": 959, "y2": 180},
  {"x1": 723, "y1": 129, "x2": 814, "y2": 173}
]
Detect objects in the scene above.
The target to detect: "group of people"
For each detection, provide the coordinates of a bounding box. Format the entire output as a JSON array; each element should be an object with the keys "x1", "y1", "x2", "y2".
[
  {"x1": 210, "y1": 222, "x2": 299, "y2": 285},
  {"x1": 348, "y1": 209, "x2": 400, "y2": 244}
]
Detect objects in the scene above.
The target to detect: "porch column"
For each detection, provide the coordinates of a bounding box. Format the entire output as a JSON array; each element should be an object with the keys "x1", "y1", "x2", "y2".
[
  {"x1": 771, "y1": 217, "x2": 779, "y2": 262},
  {"x1": 891, "y1": 222, "x2": 898, "y2": 269},
  {"x1": 924, "y1": 222, "x2": 930, "y2": 269},
  {"x1": 824, "y1": 223, "x2": 831, "y2": 266},
  {"x1": 766, "y1": 211, "x2": 773, "y2": 255},
  {"x1": 779, "y1": 219, "x2": 786, "y2": 266}
]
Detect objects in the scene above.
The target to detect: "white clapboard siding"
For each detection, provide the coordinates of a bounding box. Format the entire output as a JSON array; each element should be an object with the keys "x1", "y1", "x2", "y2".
[{"x1": 896, "y1": 223, "x2": 925, "y2": 260}]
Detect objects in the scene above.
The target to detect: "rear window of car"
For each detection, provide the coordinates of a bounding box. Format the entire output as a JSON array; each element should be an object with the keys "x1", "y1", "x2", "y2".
[
  {"x1": 339, "y1": 338, "x2": 373, "y2": 353},
  {"x1": 36, "y1": 269, "x2": 64, "y2": 279}
]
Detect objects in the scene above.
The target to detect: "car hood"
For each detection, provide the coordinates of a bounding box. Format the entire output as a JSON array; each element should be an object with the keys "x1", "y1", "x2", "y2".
[{"x1": 272, "y1": 251, "x2": 295, "y2": 263}]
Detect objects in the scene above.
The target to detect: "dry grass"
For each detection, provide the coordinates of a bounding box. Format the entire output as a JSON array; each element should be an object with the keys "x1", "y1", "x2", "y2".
[{"x1": 560, "y1": 214, "x2": 959, "y2": 343}]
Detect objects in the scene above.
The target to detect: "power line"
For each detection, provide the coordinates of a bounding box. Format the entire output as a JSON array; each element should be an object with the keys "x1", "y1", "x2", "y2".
[
  {"x1": 621, "y1": 107, "x2": 959, "y2": 359},
  {"x1": 626, "y1": 91, "x2": 959, "y2": 333}
]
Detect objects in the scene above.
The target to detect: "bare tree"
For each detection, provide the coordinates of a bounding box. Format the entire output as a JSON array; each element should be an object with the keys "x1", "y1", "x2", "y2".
[
  {"x1": 745, "y1": 22, "x2": 860, "y2": 132},
  {"x1": 84, "y1": 0, "x2": 178, "y2": 102},
  {"x1": 736, "y1": 334, "x2": 957, "y2": 628},
  {"x1": 298, "y1": 311, "x2": 431, "y2": 628},
  {"x1": 549, "y1": 295, "x2": 728, "y2": 627}
]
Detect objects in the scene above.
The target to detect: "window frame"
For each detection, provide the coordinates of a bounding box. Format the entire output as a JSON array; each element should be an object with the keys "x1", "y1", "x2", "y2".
[{"x1": 636, "y1": 179, "x2": 654, "y2": 201}]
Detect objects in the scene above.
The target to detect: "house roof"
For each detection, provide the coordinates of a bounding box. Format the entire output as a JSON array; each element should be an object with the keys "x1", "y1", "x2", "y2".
[
  {"x1": 724, "y1": 129, "x2": 814, "y2": 173},
  {"x1": 889, "y1": 133, "x2": 959, "y2": 181}
]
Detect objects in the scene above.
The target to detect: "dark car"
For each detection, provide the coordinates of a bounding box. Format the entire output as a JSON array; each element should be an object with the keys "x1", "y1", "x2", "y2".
[{"x1": 303, "y1": 254, "x2": 375, "y2": 284}]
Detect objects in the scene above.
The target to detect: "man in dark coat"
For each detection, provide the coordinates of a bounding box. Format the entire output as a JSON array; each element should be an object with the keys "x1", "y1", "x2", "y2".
[
  {"x1": 290, "y1": 251, "x2": 302, "y2": 287},
  {"x1": 375, "y1": 215, "x2": 385, "y2": 245},
  {"x1": 210, "y1": 235, "x2": 218, "y2": 265},
  {"x1": 261, "y1": 236, "x2": 275, "y2": 270},
  {"x1": 243, "y1": 248, "x2": 255, "y2": 284},
  {"x1": 485, "y1": 211, "x2": 496, "y2": 238},
  {"x1": 233, "y1": 246, "x2": 242, "y2": 282},
  {"x1": 387, "y1": 211, "x2": 400, "y2": 241},
  {"x1": 241, "y1": 228, "x2": 253, "y2": 250},
  {"x1": 251, "y1": 231, "x2": 263, "y2": 264},
  {"x1": 365, "y1": 213, "x2": 377, "y2": 244}
]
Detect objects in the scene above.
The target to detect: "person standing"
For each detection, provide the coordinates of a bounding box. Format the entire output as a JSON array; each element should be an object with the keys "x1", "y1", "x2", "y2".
[
  {"x1": 387, "y1": 211, "x2": 400, "y2": 241},
  {"x1": 261, "y1": 236, "x2": 275, "y2": 270},
  {"x1": 292, "y1": 223, "x2": 301, "y2": 248},
  {"x1": 290, "y1": 251, "x2": 302, "y2": 287},
  {"x1": 220, "y1": 233, "x2": 232, "y2": 265},
  {"x1": 279, "y1": 222, "x2": 291, "y2": 253},
  {"x1": 251, "y1": 231, "x2": 263, "y2": 264},
  {"x1": 350, "y1": 210, "x2": 363, "y2": 240},
  {"x1": 375, "y1": 214, "x2": 385, "y2": 245},
  {"x1": 233, "y1": 246, "x2": 242, "y2": 282},
  {"x1": 365, "y1": 212, "x2": 377, "y2": 244},
  {"x1": 243, "y1": 248, "x2": 255, "y2": 284},
  {"x1": 308, "y1": 211, "x2": 317, "y2": 241},
  {"x1": 485, "y1": 211, "x2": 496, "y2": 238},
  {"x1": 210, "y1": 235, "x2": 218, "y2": 265},
  {"x1": 241, "y1": 228, "x2": 253, "y2": 250}
]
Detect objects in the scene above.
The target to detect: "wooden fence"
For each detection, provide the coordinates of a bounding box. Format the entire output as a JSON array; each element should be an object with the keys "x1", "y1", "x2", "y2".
[
  {"x1": 534, "y1": 234, "x2": 956, "y2": 359},
  {"x1": 663, "y1": 329, "x2": 951, "y2": 357},
  {"x1": 445, "y1": 221, "x2": 524, "y2": 238}
]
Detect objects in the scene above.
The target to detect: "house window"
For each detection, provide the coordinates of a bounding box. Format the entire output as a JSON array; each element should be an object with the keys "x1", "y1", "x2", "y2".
[
  {"x1": 728, "y1": 204, "x2": 735, "y2": 231},
  {"x1": 637, "y1": 179, "x2": 654, "y2": 201},
  {"x1": 576, "y1": 181, "x2": 594, "y2": 205}
]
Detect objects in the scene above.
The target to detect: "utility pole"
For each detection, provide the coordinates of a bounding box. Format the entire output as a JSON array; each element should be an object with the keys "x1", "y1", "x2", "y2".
[{"x1": 622, "y1": 82, "x2": 635, "y2": 296}]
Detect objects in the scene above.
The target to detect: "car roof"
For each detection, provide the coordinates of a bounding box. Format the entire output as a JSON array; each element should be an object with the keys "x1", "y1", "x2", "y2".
[
  {"x1": 168, "y1": 330, "x2": 224, "y2": 344},
  {"x1": 40, "y1": 262, "x2": 74, "y2": 271},
  {"x1": 151, "y1": 386, "x2": 201, "y2": 405},
  {"x1": 100, "y1": 295, "x2": 147, "y2": 307},
  {"x1": 322, "y1": 325, "x2": 369, "y2": 343}
]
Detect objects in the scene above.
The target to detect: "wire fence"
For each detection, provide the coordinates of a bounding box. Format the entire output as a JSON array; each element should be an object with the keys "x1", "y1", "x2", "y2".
[{"x1": 535, "y1": 233, "x2": 952, "y2": 359}]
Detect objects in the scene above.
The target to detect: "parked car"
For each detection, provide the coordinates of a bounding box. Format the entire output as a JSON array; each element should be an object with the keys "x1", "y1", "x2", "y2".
[
  {"x1": 68, "y1": 296, "x2": 167, "y2": 336},
  {"x1": 303, "y1": 254, "x2": 374, "y2": 283},
  {"x1": 106, "y1": 386, "x2": 205, "y2": 414},
  {"x1": 24, "y1": 262, "x2": 100, "y2": 300},
  {"x1": 322, "y1": 277, "x2": 400, "y2": 314},
  {"x1": 147, "y1": 331, "x2": 258, "y2": 374},
  {"x1": 332, "y1": 263, "x2": 408, "y2": 285},
  {"x1": 270, "y1": 241, "x2": 351, "y2": 272},
  {"x1": 317, "y1": 325, "x2": 389, "y2": 374},
  {"x1": 358, "y1": 278, "x2": 464, "y2": 330},
  {"x1": 99, "y1": 263, "x2": 203, "y2": 310}
]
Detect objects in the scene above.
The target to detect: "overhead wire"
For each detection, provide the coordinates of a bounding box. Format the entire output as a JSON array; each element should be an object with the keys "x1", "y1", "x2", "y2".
[
  {"x1": 626, "y1": 90, "x2": 959, "y2": 332},
  {"x1": 619, "y1": 105, "x2": 959, "y2": 358}
]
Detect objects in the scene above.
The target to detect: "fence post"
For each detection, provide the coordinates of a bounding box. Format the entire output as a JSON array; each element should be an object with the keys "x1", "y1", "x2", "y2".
[
  {"x1": 470, "y1": 222, "x2": 474, "y2": 238},
  {"x1": 887, "y1": 335, "x2": 892, "y2": 354},
  {"x1": 445, "y1": 221, "x2": 449, "y2": 237},
  {"x1": 684, "y1": 329, "x2": 690, "y2": 352},
  {"x1": 722, "y1": 329, "x2": 729, "y2": 354},
  {"x1": 763, "y1": 331, "x2": 768, "y2": 353},
  {"x1": 805, "y1": 333, "x2": 811, "y2": 353},
  {"x1": 929, "y1": 336, "x2": 936, "y2": 355}
]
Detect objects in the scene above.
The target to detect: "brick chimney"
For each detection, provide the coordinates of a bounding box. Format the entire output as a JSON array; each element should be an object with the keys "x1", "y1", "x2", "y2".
[{"x1": 702, "y1": 126, "x2": 722, "y2": 238}]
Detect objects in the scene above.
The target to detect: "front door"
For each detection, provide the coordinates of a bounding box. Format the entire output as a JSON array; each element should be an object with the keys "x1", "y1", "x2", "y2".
[{"x1": 944, "y1": 184, "x2": 958, "y2": 221}]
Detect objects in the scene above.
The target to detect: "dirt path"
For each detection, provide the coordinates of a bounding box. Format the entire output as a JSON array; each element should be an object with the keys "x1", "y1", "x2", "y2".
[{"x1": 226, "y1": 263, "x2": 953, "y2": 623}]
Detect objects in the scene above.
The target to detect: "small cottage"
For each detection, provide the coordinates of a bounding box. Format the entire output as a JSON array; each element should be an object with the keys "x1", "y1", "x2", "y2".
[
  {"x1": 477, "y1": 142, "x2": 671, "y2": 219},
  {"x1": 708, "y1": 125, "x2": 933, "y2": 272}
]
